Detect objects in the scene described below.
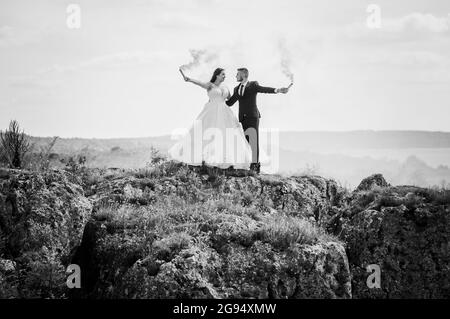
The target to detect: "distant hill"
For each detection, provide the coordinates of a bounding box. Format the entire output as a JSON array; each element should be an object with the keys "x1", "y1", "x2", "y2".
[
  {"x1": 25, "y1": 130, "x2": 450, "y2": 154},
  {"x1": 26, "y1": 135, "x2": 173, "y2": 153},
  {"x1": 19, "y1": 130, "x2": 450, "y2": 189},
  {"x1": 276, "y1": 130, "x2": 450, "y2": 152}
]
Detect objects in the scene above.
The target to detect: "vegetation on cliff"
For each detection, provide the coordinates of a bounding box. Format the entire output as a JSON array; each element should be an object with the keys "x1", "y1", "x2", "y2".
[{"x1": 1, "y1": 158, "x2": 449, "y2": 298}]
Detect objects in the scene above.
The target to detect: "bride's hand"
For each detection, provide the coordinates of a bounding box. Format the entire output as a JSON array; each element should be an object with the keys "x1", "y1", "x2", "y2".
[{"x1": 179, "y1": 68, "x2": 189, "y2": 81}]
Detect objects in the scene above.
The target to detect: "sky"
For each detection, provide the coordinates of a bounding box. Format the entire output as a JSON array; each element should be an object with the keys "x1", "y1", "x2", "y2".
[{"x1": 1, "y1": 0, "x2": 450, "y2": 138}]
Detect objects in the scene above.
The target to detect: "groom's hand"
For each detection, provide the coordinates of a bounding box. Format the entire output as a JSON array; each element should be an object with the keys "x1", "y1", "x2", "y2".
[{"x1": 276, "y1": 87, "x2": 289, "y2": 94}]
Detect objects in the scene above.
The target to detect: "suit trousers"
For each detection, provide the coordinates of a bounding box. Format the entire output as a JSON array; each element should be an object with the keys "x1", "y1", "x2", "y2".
[{"x1": 240, "y1": 117, "x2": 259, "y2": 163}]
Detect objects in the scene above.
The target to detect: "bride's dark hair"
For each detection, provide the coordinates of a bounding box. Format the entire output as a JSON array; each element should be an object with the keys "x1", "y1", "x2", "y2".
[{"x1": 209, "y1": 68, "x2": 224, "y2": 83}]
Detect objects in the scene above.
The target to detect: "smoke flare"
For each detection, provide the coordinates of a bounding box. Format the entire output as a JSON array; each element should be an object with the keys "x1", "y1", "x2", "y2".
[{"x1": 278, "y1": 40, "x2": 294, "y2": 83}]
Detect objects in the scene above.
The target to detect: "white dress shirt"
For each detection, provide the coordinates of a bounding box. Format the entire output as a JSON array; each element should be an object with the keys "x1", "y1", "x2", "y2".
[{"x1": 239, "y1": 80, "x2": 248, "y2": 96}]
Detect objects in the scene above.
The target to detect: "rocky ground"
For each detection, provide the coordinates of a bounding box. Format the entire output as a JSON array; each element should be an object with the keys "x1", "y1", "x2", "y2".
[{"x1": 0, "y1": 161, "x2": 449, "y2": 298}]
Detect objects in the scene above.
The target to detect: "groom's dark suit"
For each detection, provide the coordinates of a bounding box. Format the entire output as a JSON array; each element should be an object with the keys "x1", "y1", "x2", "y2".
[{"x1": 226, "y1": 81, "x2": 277, "y2": 164}]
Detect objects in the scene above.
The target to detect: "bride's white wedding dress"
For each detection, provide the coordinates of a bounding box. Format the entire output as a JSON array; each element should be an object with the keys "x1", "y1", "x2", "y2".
[{"x1": 168, "y1": 84, "x2": 253, "y2": 170}]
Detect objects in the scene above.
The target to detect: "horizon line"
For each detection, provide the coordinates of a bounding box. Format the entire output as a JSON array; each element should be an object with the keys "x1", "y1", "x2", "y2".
[{"x1": 21, "y1": 129, "x2": 450, "y2": 140}]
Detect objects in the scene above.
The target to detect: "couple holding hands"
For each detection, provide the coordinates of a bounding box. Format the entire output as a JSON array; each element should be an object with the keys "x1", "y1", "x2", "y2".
[{"x1": 169, "y1": 67, "x2": 291, "y2": 174}]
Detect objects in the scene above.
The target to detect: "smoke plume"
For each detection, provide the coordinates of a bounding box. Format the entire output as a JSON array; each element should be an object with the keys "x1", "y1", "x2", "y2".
[
  {"x1": 278, "y1": 40, "x2": 294, "y2": 83},
  {"x1": 180, "y1": 49, "x2": 218, "y2": 71}
]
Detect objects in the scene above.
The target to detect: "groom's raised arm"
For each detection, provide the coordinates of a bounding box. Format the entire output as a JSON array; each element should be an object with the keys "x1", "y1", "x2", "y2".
[
  {"x1": 226, "y1": 87, "x2": 239, "y2": 106},
  {"x1": 255, "y1": 81, "x2": 277, "y2": 94}
]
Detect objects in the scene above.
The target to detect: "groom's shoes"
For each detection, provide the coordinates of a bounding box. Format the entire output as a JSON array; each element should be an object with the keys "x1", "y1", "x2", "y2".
[{"x1": 250, "y1": 162, "x2": 261, "y2": 174}]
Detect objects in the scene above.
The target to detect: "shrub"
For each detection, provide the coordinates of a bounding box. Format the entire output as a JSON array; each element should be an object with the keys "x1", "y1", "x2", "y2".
[
  {"x1": 0, "y1": 145, "x2": 7, "y2": 167},
  {"x1": 0, "y1": 120, "x2": 32, "y2": 169},
  {"x1": 93, "y1": 204, "x2": 118, "y2": 222},
  {"x1": 423, "y1": 187, "x2": 450, "y2": 205},
  {"x1": 377, "y1": 194, "x2": 403, "y2": 208},
  {"x1": 148, "y1": 146, "x2": 166, "y2": 166},
  {"x1": 137, "y1": 160, "x2": 184, "y2": 179},
  {"x1": 297, "y1": 163, "x2": 320, "y2": 176},
  {"x1": 104, "y1": 205, "x2": 148, "y2": 231},
  {"x1": 133, "y1": 167, "x2": 156, "y2": 179},
  {"x1": 19, "y1": 253, "x2": 66, "y2": 298},
  {"x1": 152, "y1": 232, "x2": 191, "y2": 261},
  {"x1": 63, "y1": 155, "x2": 87, "y2": 174},
  {"x1": 241, "y1": 190, "x2": 254, "y2": 207},
  {"x1": 254, "y1": 215, "x2": 335, "y2": 249},
  {"x1": 82, "y1": 169, "x2": 105, "y2": 190},
  {"x1": 26, "y1": 137, "x2": 59, "y2": 171}
]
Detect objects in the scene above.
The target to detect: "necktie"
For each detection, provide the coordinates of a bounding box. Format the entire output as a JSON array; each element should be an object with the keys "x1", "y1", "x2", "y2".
[{"x1": 239, "y1": 83, "x2": 245, "y2": 96}]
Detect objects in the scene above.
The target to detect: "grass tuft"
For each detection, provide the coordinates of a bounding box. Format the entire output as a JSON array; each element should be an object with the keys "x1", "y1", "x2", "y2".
[{"x1": 253, "y1": 215, "x2": 337, "y2": 249}]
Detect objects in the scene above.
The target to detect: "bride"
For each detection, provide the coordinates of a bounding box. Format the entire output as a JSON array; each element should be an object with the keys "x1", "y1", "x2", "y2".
[{"x1": 168, "y1": 68, "x2": 253, "y2": 170}]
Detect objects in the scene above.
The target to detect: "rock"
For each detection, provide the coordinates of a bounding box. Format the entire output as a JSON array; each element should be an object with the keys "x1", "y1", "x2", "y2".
[
  {"x1": 88, "y1": 163, "x2": 347, "y2": 226},
  {"x1": 69, "y1": 162, "x2": 352, "y2": 299},
  {"x1": 0, "y1": 168, "x2": 10, "y2": 179},
  {"x1": 75, "y1": 222, "x2": 351, "y2": 299},
  {"x1": 3, "y1": 160, "x2": 447, "y2": 299},
  {"x1": 0, "y1": 258, "x2": 18, "y2": 297},
  {"x1": 0, "y1": 168, "x2": 92, "y2": 298},
  {"x1": 337, "y1": 186, "x2": 450, "y2": 298},
  {"x1": 355, "y1": 174, "x2": 389, "y2": 192},
  {"x1": 0, "y1": 258, "x2": 16, "y2": 273}
]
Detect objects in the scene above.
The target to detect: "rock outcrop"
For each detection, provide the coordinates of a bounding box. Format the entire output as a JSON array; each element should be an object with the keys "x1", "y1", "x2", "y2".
[
  {"x1": 355, "y1": 173, "x2": 390, "y2": 192},
  {"x1": 1, "y1": 162, "x2": 449, "y2": 299},
  {"x1": 0, "y1": 168, "x2": 92, "y2": 298},
  {"x1": 329, "y1": 183, "x2": 450, "y2": 298},
  {"x1": 71, "y1": 162, "x2": 351, "y2": 299},
  {"x1": 73, "y1": 220, "x2": 351, "y2": 299}
]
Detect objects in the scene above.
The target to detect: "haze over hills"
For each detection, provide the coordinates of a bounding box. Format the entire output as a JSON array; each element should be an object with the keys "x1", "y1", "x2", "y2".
[
  {"x1": 27, "y1": 130, "x2": 450, "y2": 152},
  {"x1": 276, "y1": 130, "x2": 450, "y2": 151},
  {"x1": 23, "y1": 130, "x2": 450, "y2": 190}
]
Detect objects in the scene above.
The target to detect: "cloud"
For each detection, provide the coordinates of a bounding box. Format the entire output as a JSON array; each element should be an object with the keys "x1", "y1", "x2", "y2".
[
  {"x1": 42, "y1": 50, "x2": 180, "y2": 73},
  {"x1": 8, "y1": 50, "x2": 182, "y2": 89},
  {"x1": 147, "y1": 0, "x2": 219, "y2": 10},
  {"x1": 76, "y1": 51, "x2": 172, "y2": 69},
  {"x1": 151, "y1": 12, "x2": 209, "y2": 30},
  {"x1": 0, "y1": 25, "x2": 13, "y2": 37},
  {"x1": 365, "y1": 50, "x2": 450, "y2": 67},
  {"x1": 9, "y1": 75, "x2": 52, "y2": 89},
  {"x1": 0, "y1": 24, "x2": 52, "y2": 48},
  {"x1": 386, "y1": 13, "x2": 450, "y2": 33}
]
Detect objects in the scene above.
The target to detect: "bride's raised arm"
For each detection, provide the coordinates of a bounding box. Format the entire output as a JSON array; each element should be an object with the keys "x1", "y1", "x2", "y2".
[{"x1": 179, "y1": 68, "x2": 212, "y2": 90}]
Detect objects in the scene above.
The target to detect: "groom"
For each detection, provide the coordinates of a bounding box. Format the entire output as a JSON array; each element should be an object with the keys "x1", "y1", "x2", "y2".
[{"x1": 226, "y1": 68, "x2": 289, "y2": 173}]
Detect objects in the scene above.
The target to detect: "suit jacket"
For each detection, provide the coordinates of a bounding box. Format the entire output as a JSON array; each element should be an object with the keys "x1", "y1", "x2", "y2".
[{"x1": 226, "y1": 81, "x2": 277, "y2": 122}]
